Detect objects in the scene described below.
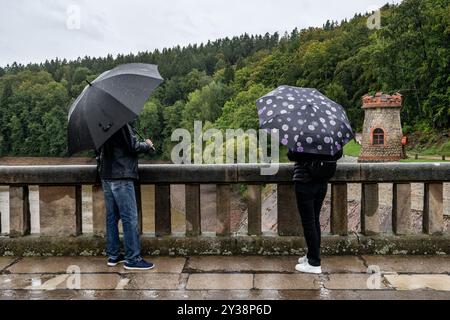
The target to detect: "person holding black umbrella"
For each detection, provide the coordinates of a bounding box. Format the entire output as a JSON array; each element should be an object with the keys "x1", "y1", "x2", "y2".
[
  {"x1": 96, "y1": 123, "x2": 155, "y2": 270},
  {"x1": 257, "y1": 86, "x2": 353, "y2": 274},
  {"x1": 68, "y1": 63, "x2": 163, "y2": 270}
]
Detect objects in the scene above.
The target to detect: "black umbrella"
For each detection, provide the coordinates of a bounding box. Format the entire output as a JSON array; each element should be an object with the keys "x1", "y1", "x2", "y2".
[
  {"x1": 256, "y1": 85, "x2": 354, "y2": 156},
  {"x1": 67, "y1": 63, "x2": 163, "y2": 155}
]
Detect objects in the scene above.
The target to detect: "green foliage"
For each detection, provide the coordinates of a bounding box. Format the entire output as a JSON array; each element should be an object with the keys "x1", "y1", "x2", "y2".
[
  {"x1": 181, "y1": 81, "x2": 234, "y2": 131},
  {"x1": 343, "y1": 140, "x2": 361, "y2": 157},
  {"x1": 0, "y1": 0, "x2": 448, "y2": 158},
  {"x1": 215, "y1": 84, "x2": 271, "y2": 131},
  {"x1": 0, "y1": 71, "x2": 68, "y2": 156},
  {"x1": 161, "y1": 100, "x2": 185, "y2": 158},
  {"x1": 136, "y1": 99, "x2": 164, "y2": 156},
  {"x1": 438, "y1": 140, "x2": 450, "y2": 156},
  {"x1": 223, "y1": 65, "x2": 235, "y2": 84}
]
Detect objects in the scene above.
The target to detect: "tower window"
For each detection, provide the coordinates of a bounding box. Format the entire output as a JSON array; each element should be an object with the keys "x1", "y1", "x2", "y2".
[{"x1": 372, "y1": 128, "x2": 385, "y2": 145}]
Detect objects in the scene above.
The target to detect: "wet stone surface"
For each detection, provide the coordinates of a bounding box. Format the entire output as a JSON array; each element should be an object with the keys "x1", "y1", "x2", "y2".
[
  {"x1": 126, "y1": 273, "x2": 185, "y2": 290},
  {"x1": 0, "y1": 255, "x2": 449, "y2": 300},
  {"x1": 384, "y1": 274, "x2": 450, "y2": 291},
  {"x1": 186, "y1": 256, "x2": 298, "y2": 273},
  {"x1": 7, "y1": 256, "x2": 186, "y2": 274},
  {"x1": 322, "y1": 274, "x2": 390, "y2": 290},
  {"x1": 362, "y1": 255, "x2": 450, "y2": 274},
  {"x1": 254, "y1": 274, "x2": 319, "y2": 290},
  {"x1": 186, "y1": 274, "x2": 254, "y2": 290},
  {"x1": 0, "y1": 257, "x2": 15, "y2": 271}
]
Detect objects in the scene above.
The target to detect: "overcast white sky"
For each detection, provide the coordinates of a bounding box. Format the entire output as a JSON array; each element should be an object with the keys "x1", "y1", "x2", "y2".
[{"x1": 0, "y1": 0, "x2": 402, "y2": 67}]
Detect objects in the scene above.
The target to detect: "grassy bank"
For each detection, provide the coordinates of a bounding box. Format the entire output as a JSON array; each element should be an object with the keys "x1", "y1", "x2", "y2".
[{"x1": 343, "y1": 140, "x2": 361, "y2": 158}]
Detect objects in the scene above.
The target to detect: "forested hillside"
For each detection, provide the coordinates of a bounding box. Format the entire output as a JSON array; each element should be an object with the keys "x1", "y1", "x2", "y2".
[{"x1": 0, "y1": 0, "x2": 448, "y2": 159}]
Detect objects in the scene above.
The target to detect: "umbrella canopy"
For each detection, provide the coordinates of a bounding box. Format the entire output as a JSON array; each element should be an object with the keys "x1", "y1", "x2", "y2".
[
  {"x1": 256, "y1": 85, "x2": 354, "y2": 156},
  {"x1": 67, "y1": 63, "x2": 163, "y2": 155}
]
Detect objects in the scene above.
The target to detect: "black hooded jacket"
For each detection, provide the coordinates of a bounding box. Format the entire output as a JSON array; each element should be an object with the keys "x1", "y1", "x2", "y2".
[
  {"x1": 96, "y1": 124, "x2": 151, "y2": 180},
  {"x1": 287, "y1": 149, "x2": 343, "y2": 183}
]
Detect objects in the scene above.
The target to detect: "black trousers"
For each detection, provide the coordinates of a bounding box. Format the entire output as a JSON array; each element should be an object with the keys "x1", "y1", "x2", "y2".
[{"x1": 294, "y1": 181, "x2": 328, "y2": 267}]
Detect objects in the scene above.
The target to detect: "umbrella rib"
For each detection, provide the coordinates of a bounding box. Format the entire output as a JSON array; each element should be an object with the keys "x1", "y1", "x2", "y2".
[
  {"x1": 94, "y1": 74, "x2": 163, "y2": 114},
  {"x1": 95, "y1": 71, "x2": 163, "y2": 84}
]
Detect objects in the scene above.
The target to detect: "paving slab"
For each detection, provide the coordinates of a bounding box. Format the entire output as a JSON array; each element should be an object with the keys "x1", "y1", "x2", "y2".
[
  {"x1": 0, "y1": 257, "x2": 15, "y2": 271},
  {"x1": 6, "y1": 256, "x2": 186, "y2": 274},
  {"x1": 321, "y1": 256, "x2": 367, "y2": 273},
  {"x1": 132, "y1": 257, "x2": 186, "y2": 273},
  {"x1": 323, "y1": 274, "x2": 389, "y2": 290},
  {"x1": 1, "y1": 273, "x2": 120, "y2": 290},
  {"x1": 6, "y1": 257, "x2": 118, "y2": 273},
  {"x1": 362, "y1": 255, "x2": 450, "y2": 273},
  {"x1": 317, "y1": 289, "x2": 450, "y2": 300},
  {"x1": 55, "y1": 273, "x2": 121, "y2": 290},
  {"x1": 7, "y1": 273, "x2": 122, "y2": 290},
  {"x1": 186, "y1": 274, "x2": 253, "y2": 290},
  {"x1": 254, "y1": 274, "x2": 319, "y2": 290},
  {"x1": 125, "y1": 273, "x2": 184, "y2": 290},
  {"x1": 0, "y1": 274, "x2": 42, "y2": 289},
  {"x1": 186, "y1": 256, "x2": 297, "y2": 273},
  {"x1": 186, "y1": 256, "x2": 366, "y2": 274},
  {"x1": 2, "y1": 288, "x2": 450, "y2": 300},
  {"x1": 384, "y1": 274, "x2": 450, "y2": 291}
]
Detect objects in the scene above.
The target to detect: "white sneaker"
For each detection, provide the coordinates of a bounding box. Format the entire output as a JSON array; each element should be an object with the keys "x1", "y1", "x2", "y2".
[
  {"x1": 298, "y1": 256, "x2": 307, "y2": 264},
  {"x1": 295, "y1": 262, "x2": 322, "y2": 274}
]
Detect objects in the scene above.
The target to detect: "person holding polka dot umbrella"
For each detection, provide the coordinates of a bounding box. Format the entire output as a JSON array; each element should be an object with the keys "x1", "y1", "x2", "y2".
[{"x1": 257, "y1": 85, "x2": 354, "y2": 274}]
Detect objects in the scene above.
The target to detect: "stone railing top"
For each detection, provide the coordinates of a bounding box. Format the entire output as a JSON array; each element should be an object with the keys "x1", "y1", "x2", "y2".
[{"x1": 0, "y1": 163, "x2": 449, "y2": 185}]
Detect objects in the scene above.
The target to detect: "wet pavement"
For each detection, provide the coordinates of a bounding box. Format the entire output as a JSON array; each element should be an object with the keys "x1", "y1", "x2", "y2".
[{"x1": 0, "y1": 255, "x2": 449, "y2": 300}]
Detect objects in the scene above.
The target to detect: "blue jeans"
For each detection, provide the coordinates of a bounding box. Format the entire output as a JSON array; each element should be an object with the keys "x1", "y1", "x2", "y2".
[{"x1": 101, "y1": 179, "x2": 141, "y2": 263}]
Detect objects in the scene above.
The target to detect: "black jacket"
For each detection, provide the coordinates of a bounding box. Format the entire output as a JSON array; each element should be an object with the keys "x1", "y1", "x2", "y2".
[
  {"x1": 96, "y1": 124, "x2": 151, "y2": 180},
  {"x1": 288, "y1": 150, "x2": 343, "y2": 183}
]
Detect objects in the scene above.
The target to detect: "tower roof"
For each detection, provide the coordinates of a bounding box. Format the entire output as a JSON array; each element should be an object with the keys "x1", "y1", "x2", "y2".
[{"x1": 362, "y1": 92, "x2": 402, "y2": 109}]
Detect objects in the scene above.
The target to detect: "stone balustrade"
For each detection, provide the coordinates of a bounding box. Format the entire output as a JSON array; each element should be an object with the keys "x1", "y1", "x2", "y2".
[{"x1": 0, "y1": 163, "x2": 449, "y2": 256}]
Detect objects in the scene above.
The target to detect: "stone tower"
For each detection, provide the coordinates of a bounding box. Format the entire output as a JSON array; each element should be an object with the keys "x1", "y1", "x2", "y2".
[{"x1": 358, "y1": 92, "x2": 404, "y2": 162}]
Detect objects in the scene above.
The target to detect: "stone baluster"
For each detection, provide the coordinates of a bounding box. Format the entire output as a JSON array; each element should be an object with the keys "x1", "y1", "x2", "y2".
[
  {"x1": 392, "y1": 183, "x2": 411, "y2": 235},
  {"x1": 39, "y1": 185, "x2": 82, "y2": 236},
  {"x1": 247, "y1": 184, "x2": 262, "y2": 236},
  {"x1": 134, "y1": 183, "x2": 143, "y2": 234},
  {"x1": 330, "y1": 183, "x2": 348, "y2": 235},
  {"x1": 185, "y1": 184, "x2": 201, "y2": 237},
  {"x1": 361, "y1": 183, "x2": 379, "y2": 235},
  {"x1": 423, "y1": 183, "x2": 444, "y2": 235},
  {"x1": 155, "y1": 184, "x2": 171, "y2": 236},
  {"x1": 216, "y1": 184, "x2": 231, "y2": 236},
  {"x1": 9, "y1": 186, "x2": 31, "y2": 237},
  {"x1": 92, "y1": 185, "x2": 106, "y2": 236},
  {"x1": 277, "y1": 184, "x2": 303, "y2": 236}
]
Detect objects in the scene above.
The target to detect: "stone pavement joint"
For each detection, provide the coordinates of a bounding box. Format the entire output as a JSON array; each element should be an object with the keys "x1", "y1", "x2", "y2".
[{"x1": 0, "y1": 255, "x2": 449, "y2": 299}]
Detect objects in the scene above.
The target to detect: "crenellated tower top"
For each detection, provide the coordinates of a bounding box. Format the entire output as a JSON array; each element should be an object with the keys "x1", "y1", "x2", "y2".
[{"x1": 362, "y1": 92, "x2": 402, "y2": 109}]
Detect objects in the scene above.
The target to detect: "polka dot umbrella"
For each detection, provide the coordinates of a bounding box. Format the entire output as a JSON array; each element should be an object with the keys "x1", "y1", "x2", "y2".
[{"x1": 256, "y1": 85, "x2": 354, "y2": 156}]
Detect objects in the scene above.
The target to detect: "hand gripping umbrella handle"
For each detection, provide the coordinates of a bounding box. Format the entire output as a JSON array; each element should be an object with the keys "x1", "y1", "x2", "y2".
[{"x1": 130, "y1": 125, "x2": 155, "y2": 152}]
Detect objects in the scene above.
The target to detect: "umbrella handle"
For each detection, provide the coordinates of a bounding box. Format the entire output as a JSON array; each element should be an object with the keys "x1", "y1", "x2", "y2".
[{"x1": 130, "y1": 125, "x2": 155, "y2": 152}]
